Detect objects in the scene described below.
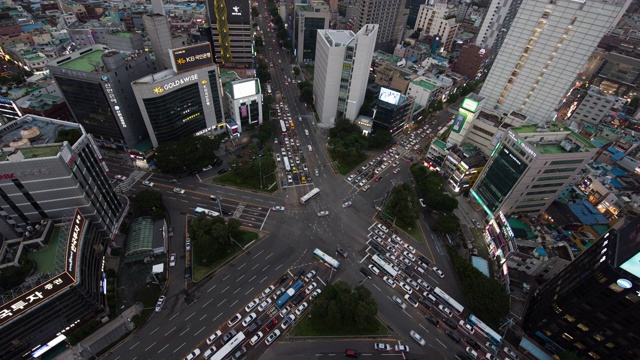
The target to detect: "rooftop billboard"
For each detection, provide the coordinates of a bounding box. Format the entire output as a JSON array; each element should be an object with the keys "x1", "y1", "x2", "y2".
[
  {"x1": 379, "y1": 87, "x2": 401, "y2": 106},
  {"x1": 170, "y1": 43, "x2": 214, "y2": 73}
]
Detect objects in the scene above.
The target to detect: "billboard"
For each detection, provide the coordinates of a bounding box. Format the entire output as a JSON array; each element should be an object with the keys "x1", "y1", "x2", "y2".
[
  {"x1": 379, "y1": 87, "x2": 401, "y2": 105},
  {"x1": 233, "y1": 80, "x2": 257, "y2": 99},
  {"x1": 170, "y1": 43, "x2": 214, "y2": 73},
  {"x1": 452, "y1": 110, "x2": 468, "y2": 133},
  {"x1": 461, "y1": 97, "x2": 480, "y2": 112},
  {"x1": 616, "y1": 217, "x2": 640, "y2": 279},
  {"x1": 226, "y1": 0, "x2": 251, "y2": 24}
]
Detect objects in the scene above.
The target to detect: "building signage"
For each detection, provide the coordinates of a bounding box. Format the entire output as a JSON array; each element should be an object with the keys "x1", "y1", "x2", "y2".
[
  {"x1": 507, "y1": 130, "x2": 537, "y2": 158},
  {"x1": 67, "y1": 210, "x2": 85, "y2": 281},
  {"x1": 170, "y1": 43, "x2": 214, "y2": 73},
  {"x1": 113, "y1": 105, "x2": 126, "y2": 128},
  {"x1": 461, "y1": 98, "x2": 479, "y2": 112},
  {"x1": 0, "y1": 169, "x2": 51, "y2": 179},
  {"x1": 231, "y1": 5, "x2": 242, "y2": 15},
  {"x1": 162, "y1": 74, "x2": 199, "y2": 91},
  {"x1": 452, "y1": 110, "x2": 470, "y2": 134},
  {"x1": 201, "y1": 79, "x2": 211, "y2": 107},
  {"x1": 104, "y1": 83, "x2": 117, "y2": 104}
]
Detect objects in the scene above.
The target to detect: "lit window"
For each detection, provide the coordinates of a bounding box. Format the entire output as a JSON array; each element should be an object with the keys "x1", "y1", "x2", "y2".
[
  {"x1": 562, "y1": 332, "x2": 574, "y2": 341},
  {"x1": 577, "y1": 323, "x2": 589, "y2": 332},
  {"x1": 563, "y1": 314, "x2": 576, "y2": 322}
]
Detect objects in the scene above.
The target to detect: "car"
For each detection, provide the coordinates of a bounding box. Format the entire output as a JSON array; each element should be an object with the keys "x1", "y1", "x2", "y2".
[
  {"x1": 406, "y1": 278, "x2": 420, "y2": 291},
  {"x1": 391, "y1": 234, "x2": 402, "y2": 244},
  {"x1": 308, "y1": 145, "x2": 313, "y2": 152},
  {"x1": 242, "y1": 312, "x2": 257, "y2": 327},
  {"x1": 185, "y1": 238, "x2": 191, "y2": 251},
  {"x1": 399, "y1": 281, "x2": 413, "y2": 294},
  {"x1": 404, "y1": 243, "x2": 416, "y2": 253},
  {"x1": 271, "y1": 206, "x2": 285, "y2": 211},
  {"x1": 344, "y1": 349, "x2": 359, "y2": 358},
  {"x1": 221, "y1": 329, "x2": 237, "y2": 344},
  {"x1": 262, "y1": 285, "x2": 275, "y2": 297},
  {"x1": 304, "y1": 269, "x2": 316, "y2": 281},
  {"x1": 367, "y1": 264, "x2": 380, "y2": 276},
  {"x1": 304, "y1": 129, "x2": 309, "y2": 136},
  {"x1": 392, "y1": 295, "x2": 406, "y2": 309},
  {"x1": 302, "y1": 164, "x2": 308, "y2": 172},
  {"x1": 281, "y1": 314, "x2": 295, "y2": 329},
  {"x1": 358, "y1": 180, "x2": 367, "y2": 187},
  {"x1": 401, "y1": 256, "x2": 412, "y2": 266},
  {"x1": 314, "y1": 169, "x2": 319, "y2": 176},
  {"x1": 202, "y1": 165, "x2": 213, "y2": 171},
  {"x1": 383, "y1": 276, "x2": 396, "y2": 288},
  {"x1": 227, "y1": 313, "x2": 242, "y2": 326},
  {"x1": 377, "y1": 224, "x2": 388, "y2": 233},
  {"x1": 403, "y1": 251, "x2": 416, "y2": 261},
  {"x1": 372, "y1": 235, "x2": 383, "y2": 244},
  {"x1": 295, "y1": 302, "x2": 308, "y2": 315},
  {"x1": 310, "y1": 288, "x2": 322, "y2": 300},
  {"x1": 305, "y1": 282, "x2": 317, "y2": 294},
  {"x1": 374, "y1": 176, "x2": 382, "y2": 182},
  {"x1": 155, "y1": 295, "x2": 166, "y2": 312},
  {"x1": 464, "y1": 347, "x2": 478, "y2": 358},
  {"x1": 394, "y1": 344, "x2": 410, "y2": 352},
  {"x1": 485, "y1": 353, "x2": 496, "y2": 360},
  {"x1": 459, "y1": 320, "x2": 475, "y2": 334},
  {"x1": 246, "y1": 319, "x2": 263, "y2": 334},
  {"x1": 250, "y1": 331, "x2": 263, "y2": 345},
  {"x1": 275, "y1": 154, "x2": 281, "y2": 162},
  {"x1": 317, "y1": 210, "x2": 329, "y2": 217},
  {"x1": 417, "y1": 279, "x2": 431, "y2": 291},
  {"x1": 432, "y1": 266, "x2": 445, "y2": 278},
  {"x1": 173, "y1": 188, "x2": 185, "y2": 194},
  {"x1": 425, "y1": 313, "x2": 439, "y2": 326},
  {"x1": 258, "y1": 298, "x2": 272, "y2": 311},
  {"x1": 410, "y1": 330, "x2": 426, "y2": 346},
  {"x1": 342, "y1": 201, "x2": 352, "y2": 208},
  {"x1": 419, "y1": 198, "x2": 426, "y2": 208},
  {"x1": 374, "y1": 343, "x2": 392, "y2": 351},
  {"x1": 464, "y1": 336, "x2": 480, "y2": 350},
  {"x1": 168, "y1": 253, "x2": 176, "y2": 267},
  {"x1": 287, "y1": 175, "x2": 293, "y2": 183},
  {"x1": 472, "y1": 219, "x2": 481, "y2": 227},
  {"x1": 203, "y1": 345, "x2": 217, "y2": 359},
  {"x1": 168, "y1": 226, "x2": 174, "y2": 237},
  {"x1": 404, "y1": 294, "x2": 419, "y2": 308},
  {"x1": 142, "y1": 180, "x2": 154, "y2": 187},
  {"x1": 263, "y1": 318, "x2": 279, "y2": 332},
  {"x1": 503, "y1": 347, "x2": 519, "y2": 360},
  {"x1": 393, "y1": 168, "x2": 400, "y2": 174},
  {"x1": 362, "y1": 184, "x2": 371, "y2": 191},
  {"x1": 439, "y1": 304, "x2": 453, "y2": 317},
  {"x1": 217, "y1": 168, "x2": 230, "y2": 174},
  {"x1": 114, "y1": 174, "x2": 127, "y2": 181},
  {"x1": 374, "y1": 229, "x2": 385, "y2": 237},
  {"x1": 206, "y1": 330, "x2": 222, "y2": 344},
  {"x1": 265, "y1": 329, "x2": 281, "y2": 345},
  {"x1": 245, "y1": 298, "x2": 260, "y2": 312},
  {"x1": 486, "y1": 342, "x2": 499, "y2": 353},
  {"x1": 183, "y1": 349, "x2": 201, "y2": 360}
]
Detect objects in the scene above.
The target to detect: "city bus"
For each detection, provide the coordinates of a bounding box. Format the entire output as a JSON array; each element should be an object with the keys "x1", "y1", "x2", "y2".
[
  {"x1": 194, "y1": 207, "x2": 220, "y2": 217},
  {"x1": 434, "y1": 287, "x2": 464, "y2": 315},
  {"x1": 299, "y1": 188, "x2": 320, "y2": 204},
  {"x1": 313, "y1": 248, "x2": 340, "y2": 270},
  {"x1": 468, "y1": 314, "x2": 502, "y2": 346},
  {"x1": 280, "y1": 120, "x2": 287, "y2": 134},
  {"x1": 283, "y1": 157, "x2": 291, "y2": 172},
  {"x1": 209, "y1": 331, "x2": 246, "y2": 360},
  {"x1": 276, "y1": 280, "x2": 304, "y2": 308},
  {"x1": 371, "y1": 253, "x2": 398, "y2": 278}
]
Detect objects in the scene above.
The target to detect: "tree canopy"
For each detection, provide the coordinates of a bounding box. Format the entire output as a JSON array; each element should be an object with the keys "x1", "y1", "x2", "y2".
[
  {"x1": 434, "y1": 213, "x2": 461, "y2": 235},
  {"x1": 188, "y1": 216, "x2": 245, "y2": 265},
  {"x1": 410, "y1": 164, "x2": 458, "y2": 212},
  {"x1": 328, "y1": 118, "x2": 368, "y2": 169},
  {"x1": 131, "y1": 189, "x2": 165, "y2": 220},
  {"x1": 384, "y1": 182, "x2": 421, "y2": 229},
  {"x1": 309, "y1": 281, "x2": 379, "y2": 331},
  {"x1": 153, "y1": 135, "x2": 220, "y2": 175}
]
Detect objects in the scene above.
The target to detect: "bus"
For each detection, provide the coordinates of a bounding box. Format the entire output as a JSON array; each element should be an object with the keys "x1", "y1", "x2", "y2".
[
  {"x1": 468, "y1": 314, "x2": 502, "y2": 346},
  {"x1": 289, "y1": 121, "x2": 295, "y2": 131},
  {"x1": 283, "y1": 157, "x2": 291, "y2": 172},
  {"x1": 209, "y1": 331, "x2": 246, "y2": 360},
  {"x1": 280, "y1": 120, "x2": 287, "y2": 134},
  {"x1": 370, "y1": 253, "x2": 398, "y2": 278},
  {"x1": 299, "y1": 188, "x2": 320, "y2": 204},
  {"x1": 313, "y1": 248, "x2": 340, "y2": 269},
  {"x1": 434, "y1": 287, "x2": 464, "y2": 315},
  {"x1": 194, "y1": 207, "x2": 220, "y2": 217},
  {"x1": 275, "y1": 280, "x2": 304, "y2": 308}
]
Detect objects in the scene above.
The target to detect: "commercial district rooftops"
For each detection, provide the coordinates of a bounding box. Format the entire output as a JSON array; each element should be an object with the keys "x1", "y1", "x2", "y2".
[
  {"x1": 511, "y1": 123, "x2": 596, "y2": 154},
  {"x1": 0, "y1": 116, "x2": 82, "y2": 161}
]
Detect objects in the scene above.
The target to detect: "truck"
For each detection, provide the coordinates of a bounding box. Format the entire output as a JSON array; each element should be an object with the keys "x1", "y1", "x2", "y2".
[{"x1": 275, "y1": 280, "x2": 304, "y2": 309}]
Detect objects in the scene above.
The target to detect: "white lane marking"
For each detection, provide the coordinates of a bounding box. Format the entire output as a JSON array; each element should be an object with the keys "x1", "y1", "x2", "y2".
[
  {"x1": 245, "y1": 287, "x2": 255, "y2": 295},
  {"x1": 436, "y1": 339, "x2": 447, "y2": 348},
  {"x1": 165, "y1": 327, "x2": 176, "y2": 336},
  {"x1": 195, "y1": 326, "x2": 206, "y2": 336},
  {"x1": 202, "y1": 299, "x2": 213, "y2": 308},
  {"x1": 173, "y1": 342, "x2": 186, "y2": 353},
  {"x1": 145, "y1": 342, "x2": 156, "y2": 351}
]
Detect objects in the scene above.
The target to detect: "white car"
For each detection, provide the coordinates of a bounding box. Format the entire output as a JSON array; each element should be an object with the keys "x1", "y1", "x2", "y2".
[
  {"x1": 367, "y1": 264, "x2": 380, "y2": 276},
  {"x1": 295, "y1": 302, "x2": 308, "y2": 315},
  {"x1": 403, "y1": 251, "x2": 416, "y2": 261},
  {"x1": 342, "y1": 201, "x2": 352, "y2": 208},
  {"x1": 155, "y1": 295, "x2": 166, "y2": 312},
  {"x1": 304, "y1": 129, "x2": 309, "y2": 136},
  {"x1": 404, "y1": 243, "x2": 416, "y2": 253},
  {"x1": 317, "y1": 210, "x2": 329, "y2": 217},
  {"x1": 305, "y1": 282, "x2": 317, "y2": 294},
  {"x1": 305, "y1": 270, "x2": 317, "y2": 281},
  {"x1": 394, "y1": 344, "x2": 410, "y2": 352},
  {"x1": 432, "y1": 266, "x2": 445, "y2": 278},
  {"x1": 459, "y1": 320, "x2": 475, "y2": 334},
  {"x1": 417, "y1": 278, "x2": 431, "y2": 291},
  {"x1": 242, "y1": 312, "x2": 257, "y2": 327},
  {"x1": 383, "y1": 276, "x2": 396, "y2": 288},
  {"x1": 398, "y1": 281, "x2": 413, "y2": 295},
  {"x1": 281, "y1": 314, "x2": 296, "y2": 329},
  {"x1": 406, "y1": 278, "x2": 420, "y2": 291},
  {"x1": 391, "y1": 234, "x2": 402, "y2": 244},
  {"x1": 419, "y1": 198, "x2": 426, "y2": 208},
  {"x1": 374, "y1": 343, "x2": 392, "y2": 351},
  {"x1": 142, "y1": 180, "x2": 154, "y2": 187},
  {"x1": 377, "y1": 224, "x2": 388, "y2": 233},
  {"x1": 203, "y1": 345, "x2": 217, "y2": 359},
  {"x1": 466, "y1": 347, "x2": 478, "y2": 358},
  {"x1": 114, "y1": 175, "x2": 127, "y2": 181},
  {"x1": 265, "y1": 329, "x2": 281, "y2": 345},
  {"x1": 183, "y1": 349, "x2": 201, "y2": 360},
  {"x1": 310, "y1": 289, "x2": 322, "y2": 300},
  {"x1": 401, "y1": 256, "x2": 412, "y2": 266},
  {"x1": 227, "y1": 313, "x2": 242, "y2": 326},
  {"x1": 250, "y1": 331, "x2": 263, "y2": 345},
  {"x1": 245, "y1": 298, "x2": 260, "y2": 312},
  {"x1": 503, "y1": 347, "x2": 519, "y2": 360},
  {"x1": 348, "y1": 174, "x2": 356, "y2": 181},
  {"x1": 206, "y1": 330, "x2": 222, "y2": 344},
  {"x1": 173, "y1": 188, "x2": 185, "y2": 194},
  {"x1": 169, "y1": 253, "x2": 176, "y2": 267},
  {"x1": 262, "y1": 285, "x2": 275, "y2": 297},
  {"x1": 271, "y1": 206, "x2": 285, "y2": 211},
  {"x1": 438, "y1": 304, "x2": 453, "y2": 317},
  {"x1": 258, "y1": 298, "x2": 272, "y2": 311},
  {"x1": 374, "y1": 229, "x2": 385, "y2": 237},
  {"x1": 392, "y1": 295, "x2": 406, "y2": 309},
  {"x1": 410, "y1": 330, "x2": 426, "y2": 346},
  {"x1": 308, "y1": 145, "x2": 313, "y2": 152},
  {"x1": 404, "y1": 294, "x2": 419, "y2": 308}
]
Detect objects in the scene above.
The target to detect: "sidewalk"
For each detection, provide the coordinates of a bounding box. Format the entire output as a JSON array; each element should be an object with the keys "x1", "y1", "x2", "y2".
[{"x1": 55, "y1": 303, "x2": 142, "y2": 360}]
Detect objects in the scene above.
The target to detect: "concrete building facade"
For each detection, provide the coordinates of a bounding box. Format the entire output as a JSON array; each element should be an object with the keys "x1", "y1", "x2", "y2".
[
  {"x1": 413, "y1": 1, "x2": 459, "y2": 51},
  {"x1": 224, "y1": 78, "x2": 263, "y2": 134},
  {"x1": 569, "y1": 85, "x2": 616, "y2": 127},
  {"x1": 293, "y1": 1, "x2": 331, "y2": 64},
  {"x1": 350, "y1": 0, "x2": 405, "y2": 52}
]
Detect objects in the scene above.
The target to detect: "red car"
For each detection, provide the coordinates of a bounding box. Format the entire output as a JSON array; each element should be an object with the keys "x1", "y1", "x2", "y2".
[
  {"x1": 263, "y1": 318, "x2": 278, "y2": 332},
  {"x1": 375, "y1": 176, "x2": 382, "y2": 182}
]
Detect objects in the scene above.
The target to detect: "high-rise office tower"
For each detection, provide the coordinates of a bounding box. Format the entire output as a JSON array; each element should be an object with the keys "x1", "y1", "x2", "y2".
[
  {"x1": 144, "y1": 13, "x2": 182, "y2": 70},
  {"x1": 48, "y1": 45, "x2": 156, "y2": 149},
  {"x1": 351, "y1": 0, "x2": 406, "y2": 52},
  {"x1": 474, "y1": 0, "x2": 523, "y2": 53},
  {"x1": 205, "y1": 0, "x2": 253, "y2": 64},
  {"x1": 524, "y1": 217, "x2": 640, "y2": 359},
  {"x1": 414, "y1": 1, "x2": 459, "y2": 52},
  {"x1": 405, "y1": 0, "x2": 426, "y2": 29},
  {"x1": 478, "y1": 0, "x2": 631, "y2": 125},
  {"x1": 314, "y1": 25, "x2": 378, "y2": 128},
  {"x1": 470, "y1": 123, "x2": 596, "y2": 216},
  {"x1": 293, "y1": 1, "x2": 331, "y2": 64}
]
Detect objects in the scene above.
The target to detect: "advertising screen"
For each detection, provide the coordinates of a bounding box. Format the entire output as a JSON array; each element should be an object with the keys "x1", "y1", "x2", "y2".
[
  {"x1": 170, "y1": 43, "x2": 214, "y2": 73},
  {"x1": 226, "y1": 0, "x2": 251, "y2": 24},
  {"x1": 379, "y1": 87, "x2": 401, "y2": 105},
  {"x1": 241, "y1": 105, "x2": 248, "y2": 117},
  {"x1": 461, "y1": 97, "x2": 479, "y2": 112},
  {"x1": 233, "y1": 81, "x2": 257, "y2": 99},
  {"x1": 452, "y1": 111, "x2": 468, "y2": 133},
  {"x1": 616, "y1": 217, "x2": 640, "y2": 278}
]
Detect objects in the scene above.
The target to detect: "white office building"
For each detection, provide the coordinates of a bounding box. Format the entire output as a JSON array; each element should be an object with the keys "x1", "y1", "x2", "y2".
[
  {"x1": 478, "y1": 0, "x2": 631, "y2": 125},
  {"x1": 313, "y1": 25, "x2": 378, "y2": 128},
  {"x1": 568, "y1": 85, "x2": 616, "y2": 127}
]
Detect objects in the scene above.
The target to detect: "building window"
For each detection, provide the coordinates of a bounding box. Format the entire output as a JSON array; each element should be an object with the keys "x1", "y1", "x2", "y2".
[
  {"x1": 562, "y1": 333, "x2": 574, "y2": 341},
  {"x1": 549, "y1": 159, "x2": 584, "y2": 165},
  {"x1": 543, "y1": 167, "x2": 577, "y2": 174},
  {"x1": 577, "y1": 323, "x2": 589, "y2": 332}
]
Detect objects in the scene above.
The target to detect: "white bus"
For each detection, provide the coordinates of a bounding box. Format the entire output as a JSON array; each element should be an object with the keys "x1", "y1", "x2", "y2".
[
  {"x1": 209, "y1": 331, "x2": 246, "y2": 360},
  {"x1": 280, "y1": 120, "x2": 287, "y2": 134},
  {"x1": 434, "y1": 287, "x2": 464, "y2": 315},
  {"x1": 371, "y1": 254, "x2": 398, "y2": 278},
  {"x1": 299, "y1": 188, "x2": 320, "y2": 204},
  {"x1": 194, "y1": 207, "x2": 220, "y2": 217},
  {"x1": 313, "y1": 248, "x2": 340, "y2": 269},
  {"x1": 283, "y1": 157, "x2": 291, "y2": 172}
]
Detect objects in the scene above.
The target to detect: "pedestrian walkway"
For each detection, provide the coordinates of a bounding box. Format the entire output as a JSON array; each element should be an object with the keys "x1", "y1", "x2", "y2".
[
  {"x1": 54, "y1": 303, "x2": 142, "y2": 360},
  {"x1": 113, "y1": 170, "x2": 146, "y2": 193}
]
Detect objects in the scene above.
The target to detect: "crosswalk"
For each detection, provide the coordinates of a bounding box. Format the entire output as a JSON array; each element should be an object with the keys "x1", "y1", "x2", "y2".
[{"x1": 113, "y1": 170, "x2": 146, "y2": 193}]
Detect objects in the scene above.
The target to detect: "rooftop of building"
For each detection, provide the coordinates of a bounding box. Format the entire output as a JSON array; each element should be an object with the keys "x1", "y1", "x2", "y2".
[
  {"x1": 432, "y1": 138, "x2": 448, "y2": 150},
  {"x1": 321, "y1": 29, "x2": 355, "y2": 46},
  {"x1": 132, "y1": 68, "x2": 176, "y2": 84},
  {"x1": 411, "y1": 78, "x2": 436, "y2": 90},
  {"x1": 477, "y1": 110, "x2": 501, "y2": 125},
  {"x1": 512, "y1": 123, "x2": 596, "y2": 153},
  {"x1": 296, "y1": 4, "x2": 315, "y2": 12},
  {"x1": 56, "y1": 48, "x2": 105, "y2": 72},
  {"x1": 0, "y1": 115, "x2": 82, "y2": 161}
]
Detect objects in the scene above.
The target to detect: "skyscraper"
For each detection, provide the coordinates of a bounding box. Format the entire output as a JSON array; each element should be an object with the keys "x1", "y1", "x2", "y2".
[
  {"x1": 524, "y1": 217, "x2": 640, "y2": 359},
  {"x1": 313, "y1": 25, "x2": 378, "y2": 128},
  {"x1": 414, "y1": 1, "x2": 459, "y2": 52},
  {"x1": 205, "y1": 0, "x2": 253, "y2": 64},
  {"x1": 478, "y1": 0, "x2": 631, "y2": 124},
  {"x1": 351, "y1": 0, "x2": 406, "y2": 52},
  {"x1": 405, "y1": 0, "x2": 427, "y2": 29},
  {"x1": 293, "y1": 1, "x2": 331, "y2": 64}
]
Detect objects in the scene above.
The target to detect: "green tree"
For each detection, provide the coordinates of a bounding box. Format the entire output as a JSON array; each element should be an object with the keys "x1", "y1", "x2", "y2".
[
  {"x1": 299, "y1": 86, "x2": 313, "y2": 105},
  {"x1": 384, "y1": 182, "x2": 421, "y2": 229},
  {"x1": 131, "y1": 189, "x2": 163, "y2": 214},
  {"x1": 153, "y1": 135, "x2": 220, "y2": 175},
  {"x1": 447, "y1": 93, "x2": 460, "y2": 103},
  {"x1": 293, "y1": 66, "x2": 300, "y2": 76},
  {"x1": 251, "y1": 6, "x2": 259, "y2": 18},
  {"x1": 367, "y1": 130, "x2": 393, "y2": 149},
  {"x1": 434, "y1": 213, "x2": 460, "y2": 235},
  {"x1": 629, "y1": 97, "x2": 640, "y2": 109},
  {"x1": 254, "y1": 36, "x2": 264, "y2": 48},
  {"x1": 308, "y1": 281, "x2": 379, "y2": 332}
]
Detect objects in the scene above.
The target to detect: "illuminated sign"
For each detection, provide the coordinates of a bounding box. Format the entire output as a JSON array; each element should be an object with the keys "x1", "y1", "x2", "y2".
[
  {"x1": 170, "y1": 43, "x2": 214, "y2": 73},
  {"x1": 113, "y1": 105, "x2": 126, "y2": 128},
  {"x1": 461, "y1": 98, "x2": 479, "y2": 112},
  {"x1": 67, "y1": 210, "x2": 85, "y2": 281},
  {"x1": 104, "y1": 83, "x2": 117, "y2": 104},
  {"x1": 507, "y1": 130, "x2": 538, "y2": 158},
  {"x1": 232, "y1": 5, "x2": 242, "y2": 15},
  {"x1": 379, "y1": 87, "x2": 401, "y2": 105},
  {"x1": 452, "y1": 110, "x2": 469, "y2": 134},
  {"x1": 470, "y1": 189, "x2": 494, "y2": 219},
  {"x1": 0, "y1": 173, "x2": 16, "y2": 179},
  {"x1": 202, "y1": 80, "x2": 211, "y2": 107},
  {"x1": 162, "y1": 74, "x2": 199, "y2": 91},
  {"x1": 617, "y1": 279, "x2": 632, "y2": 289},
  {"x1": 226, "y1": 0, "x2": 251, "y2": 23}
]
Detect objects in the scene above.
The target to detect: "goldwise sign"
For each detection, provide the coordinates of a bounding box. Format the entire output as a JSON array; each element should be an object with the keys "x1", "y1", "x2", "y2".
[
  {"x1": 152, "y1": 74, "x2": 201, "y2": 95},
  {"x1": 0, "y1": 210, "x2": 85, "y2": 326}
]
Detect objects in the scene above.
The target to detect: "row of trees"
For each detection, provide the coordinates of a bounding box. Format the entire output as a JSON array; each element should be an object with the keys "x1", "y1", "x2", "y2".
[
  {"x1": 131, "y1": 189, "x2": 165, "y2": 220},
  {"x1": 227, "y1": 144, "x2": 277, "y2": 189},
  {"x1": 328, "y1": 118, "x2": 393, "y2": 170},
  {"x1": 266, "y1": 0, "x2": 291, "y2": 50},
  {"x1": 384, "y1": 182, "x2": 421, "y2": 230},
  {"x1": 410, "y1": 164, "x2": 461, "y2": 235},
  {"x1": 298, "y1": 81, "x2": 313, "y2": 107},
  {"x1": 309, "y1": 281, "x2": 379, "y2": 331},
  {"x1": 189, "y1": 216, "x2": 244, "y2": 266},
  {"x1": 153, "y1": 135, "x2": 221, "y2": 175}
]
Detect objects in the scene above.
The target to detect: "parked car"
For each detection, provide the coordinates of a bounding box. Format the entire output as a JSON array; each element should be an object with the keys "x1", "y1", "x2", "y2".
[
  {"x1": 169, "y1": 253, "x2": 176, "y2": 267},
  {"x1": 317, "y1": 210, "x2": 329, "y2": 217},
  {"x1": 374, "y1": 343, "x2": 392, "y2": 351}
]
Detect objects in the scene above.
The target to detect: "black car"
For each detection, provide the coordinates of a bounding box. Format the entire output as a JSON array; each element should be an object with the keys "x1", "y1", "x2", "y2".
[
  {"x1": 464, "y1": 336, "x2": 480, "y2": 350},
  {"x1": 359, "y1": 267, "x2": 371, "y2": 278},
  {"x1": 403, "y1": 266, "x2": 413, "y2": 276},
  {"x1": 221, "y1": 329, "x2": 237, "y2": 344},
  {"x1": 337, "y1": 247, "x2": 348, "y2": 258},
  {"x1": 247, "y1": 320, "x2": 263, "y2": 334},
  {"x1": 417, "y1": 255, "x2": 430, "y2": 266},
  {"x1": 232, "y1": 346, "x2": 247, "y2": 360},
  {"x1": 276, "y1": 274, "x2": 289, "y2": 285},
  {"x1": 295, "y1": 268, "x2": 305, "y2": 277},
  {"x1": 425, "y1": 313, "x2": 439, "y2": 326},
  {"x1": 370, "y1": 242, "x2": 384, "y2": 253},
  {"x1": 291, "y1": 293, "x2": 305, "y2": 305},
  {"x1": 442, "y1": 317, "x2": 458, "y2": 330},
  {"x1": 419, "y1": 297, "x2": 433, "y2": 310},
  {"x1": 218, "y1": 168, "x2": 230, "y2": 174},
  {"x1": 445, "y1": 329, "x2": 460, "y2": 343}
]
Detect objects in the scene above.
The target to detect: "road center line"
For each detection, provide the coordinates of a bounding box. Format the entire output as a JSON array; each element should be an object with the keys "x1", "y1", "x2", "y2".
[{"x1": 436, "y1": 339, "x2": 447, "y2": 348}]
